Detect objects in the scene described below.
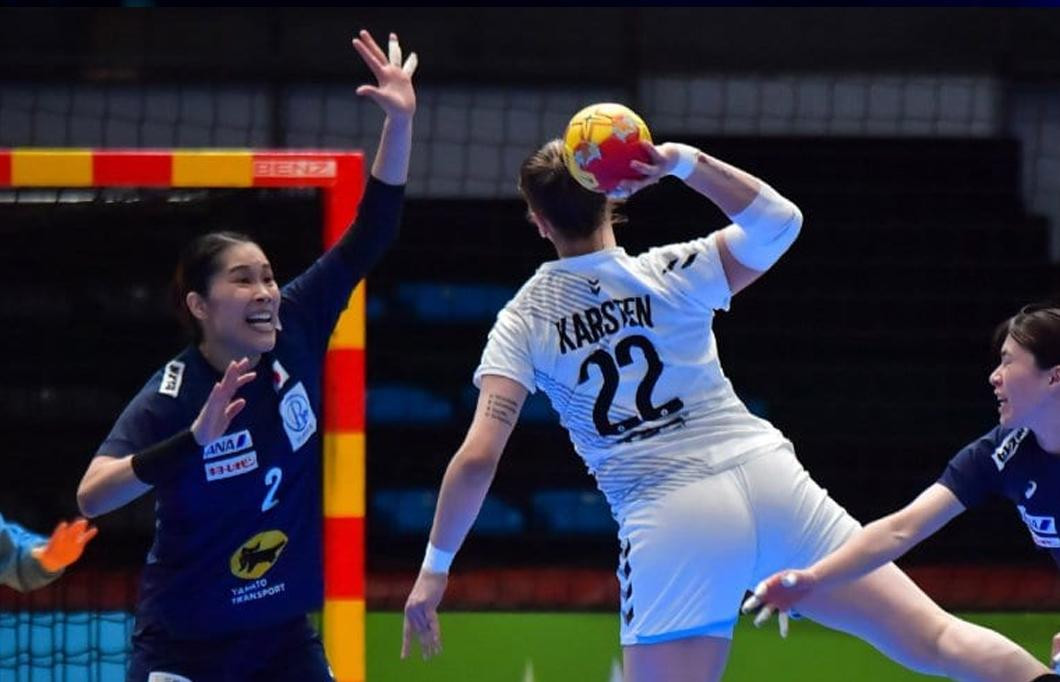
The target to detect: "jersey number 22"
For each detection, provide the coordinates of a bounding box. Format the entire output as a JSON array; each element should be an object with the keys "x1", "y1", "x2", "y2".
[{"x1": 578, "y1": 334, "x2": 684, "y2": 437}]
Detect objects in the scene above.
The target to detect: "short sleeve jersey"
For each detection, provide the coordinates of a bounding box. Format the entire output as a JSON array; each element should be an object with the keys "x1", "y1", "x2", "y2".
[
  {"x1": 95, "y1": 179, "x2": 403, "y2": 637},
  {"x1": 939, "y1": 426, "x2": 1060, "y2": 567},
  {"x1": 475, "y1": 233, "x2": 788, "y2": 516}
]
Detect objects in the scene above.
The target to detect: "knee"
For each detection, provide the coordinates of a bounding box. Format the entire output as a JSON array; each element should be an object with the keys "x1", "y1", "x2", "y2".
[
  {"x1": 933, "y1": 615, "x2": 1044, "y2": 682},
  {"x1": 932, "y1": 616, "x2": 970, "y2": 673},
  {"x1": 865, "y1": 610, "x2": 953, "y2": 676},
  {"x1": 904, "y1": 614, "x2": 959, "y2": 676}
]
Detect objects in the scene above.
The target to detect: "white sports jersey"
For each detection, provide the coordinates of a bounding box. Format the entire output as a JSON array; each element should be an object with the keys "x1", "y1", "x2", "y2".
[{"x1": 475, "y1": 230, "x2": 790, "y2": 517}]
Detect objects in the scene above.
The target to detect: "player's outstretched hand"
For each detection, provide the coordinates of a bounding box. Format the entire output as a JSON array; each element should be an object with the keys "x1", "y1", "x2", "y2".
[
  {"x1": 190, "y1": 358, "x2": 256, "y2": 446},
  {"x1": 401, "y1": 569, "x2": 447, "y2": 661},
  {"x1": 353, "y1": 29, "x2": 417, "y2": 124},
  {"x1": 740, "y1": 569, "x2": 816, "y2": 638},
  {"x1": 33, "y1": 518, "x2": 98, "y2": 572}
]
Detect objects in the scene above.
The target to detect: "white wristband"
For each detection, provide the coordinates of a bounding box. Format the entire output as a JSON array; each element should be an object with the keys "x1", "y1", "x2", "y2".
[
  {"x1": 422, "y1": 541, "x2": 455, "y2": 574},
  {"x1": 667, "y1": 143, "x2": 699, "y2": 181}
]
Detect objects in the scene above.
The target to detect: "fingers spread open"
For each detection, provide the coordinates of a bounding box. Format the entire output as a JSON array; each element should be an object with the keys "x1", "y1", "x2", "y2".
[
  {"x1": 358, "y1": 30, "x2": 387, "y2": 65},
  {"x1": 753, "y1": 604, "x2": 775, "y2": 628},
  {"x1": 224, "y1": 398, "x2": 247, "y2": 421},
  {"x1": 403, "y1": 52, "x2": 419, "y2": 77}
]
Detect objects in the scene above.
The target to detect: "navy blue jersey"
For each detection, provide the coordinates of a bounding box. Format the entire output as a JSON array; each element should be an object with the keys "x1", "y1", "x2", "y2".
[
  {"x1": 939, "y1": 426, "x2": 1060, "y2": 568},
  {"x1": 98, "y1": 177, "x2": 402, "y2": 638}
]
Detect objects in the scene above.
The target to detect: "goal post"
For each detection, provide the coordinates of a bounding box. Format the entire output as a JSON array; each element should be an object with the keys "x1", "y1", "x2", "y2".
[{"x1": 0, "y1": 148, "x2": 368, "y2": 682}]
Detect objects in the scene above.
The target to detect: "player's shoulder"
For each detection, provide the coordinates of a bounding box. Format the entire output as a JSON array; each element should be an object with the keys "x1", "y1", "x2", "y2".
[
  {"x1": 630, "y1": 235, "x2": 726, "y2": 291},
  {"x1": 136, "y1": 348, "x2": 208, "y2": 409},
  {"x1": 637, "y1": 234, "x2": 716, "y2": 265},
  {"x1": 519, "y1": 249, "x2": 641, "y2": 298},
  {"x1": 501, "y1": 267, "x2": 576, "y2": 316},
  {"x1": 153, "y1": 357, "x2": 188, "y2": 399}
]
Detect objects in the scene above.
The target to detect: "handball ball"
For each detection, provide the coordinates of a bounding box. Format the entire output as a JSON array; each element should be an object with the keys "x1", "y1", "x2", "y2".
[{"x1": 562, "y1": 102, "x2": 653, "y2": 194}]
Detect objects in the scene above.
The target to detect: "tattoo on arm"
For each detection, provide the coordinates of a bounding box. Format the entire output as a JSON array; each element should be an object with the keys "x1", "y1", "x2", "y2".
[
  {"x1": 696, "y1": 152, "x2": 735, "y2": 181},
  {"x1": 485, "y1": 394, "x2": 518, "y2": 427}
]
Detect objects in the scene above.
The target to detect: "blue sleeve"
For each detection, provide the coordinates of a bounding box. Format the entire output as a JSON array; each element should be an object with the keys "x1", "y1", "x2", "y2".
[
  {"x1": 0, "y1": 513, "x2": 58, "y2": 592},
  {"x1": 97, "y1": 384, "x2": 180, "y2": 457},
  {"x1": 281, "y1": 176, "x2": 404, "y2": 353},
  {"x1": 938, "y1": 429, "x2": 1005, "y2": 509}
]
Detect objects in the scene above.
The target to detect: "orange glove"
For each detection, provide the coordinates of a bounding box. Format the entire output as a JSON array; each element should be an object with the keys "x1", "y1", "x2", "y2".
[{"x1": 31, "y1": 519, "x2": 98, "y2": 573}]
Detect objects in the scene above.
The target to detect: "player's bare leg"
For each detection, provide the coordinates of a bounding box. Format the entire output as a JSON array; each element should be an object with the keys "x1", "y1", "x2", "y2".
[
  {"x1": 623, "y1": 635, "x2": 731, "y2": 682},
  {"x1": 797, "y1": 562, "x2": 1047, "y2": 682}
]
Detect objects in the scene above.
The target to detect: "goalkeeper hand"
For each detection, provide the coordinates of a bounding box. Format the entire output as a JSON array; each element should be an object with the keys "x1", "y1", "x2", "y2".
[{"x1": 31, "y1": 518, "x2": 98, "y2": 573}]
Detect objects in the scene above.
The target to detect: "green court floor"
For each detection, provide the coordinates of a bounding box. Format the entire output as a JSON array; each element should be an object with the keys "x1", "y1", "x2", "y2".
[{"x1": 368, "y1": 611, "x2": 1059, "y2": 681}]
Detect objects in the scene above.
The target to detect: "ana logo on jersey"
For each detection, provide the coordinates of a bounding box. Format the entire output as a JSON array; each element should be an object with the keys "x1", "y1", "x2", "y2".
[
  {"x1": 1016, "y1": 504, "x2": 1059, "y2": 548},
  {"x1": 202, "y1": 429, "x2": 253, "y2": 460},
  {"x1": 230, "y1": 530, "x2": 289, "y2": 580},
  {"x1": 279, "y1": 381, "x2": 317, "y2": 452}
]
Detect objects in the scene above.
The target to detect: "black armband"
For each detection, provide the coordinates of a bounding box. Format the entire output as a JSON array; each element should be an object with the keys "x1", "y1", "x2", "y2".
[
  {"x1": 130, "y1": 429, "x2": 197, "y2": 486},
  {"x1": 336, "y1": 175, "x2": 405, "y2": 274}
]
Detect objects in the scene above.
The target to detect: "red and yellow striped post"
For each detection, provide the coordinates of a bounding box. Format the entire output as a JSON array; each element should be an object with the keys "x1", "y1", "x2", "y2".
[{"x1": 0, "y1": 148, "x2": 368, "y2": 682}]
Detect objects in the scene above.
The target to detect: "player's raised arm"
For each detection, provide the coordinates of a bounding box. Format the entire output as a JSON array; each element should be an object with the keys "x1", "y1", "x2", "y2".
[
  {"x1": 352, "y1": 29, "x2": 416, "y2": 185},
  {"x1": 616, "y1": 141, "x2": 802, "y2": 295}
]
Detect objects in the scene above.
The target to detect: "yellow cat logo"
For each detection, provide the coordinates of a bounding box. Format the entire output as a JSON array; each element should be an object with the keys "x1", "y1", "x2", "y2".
[{"x1": 230, "y1": 530, "x2": 288, "y2": 580}]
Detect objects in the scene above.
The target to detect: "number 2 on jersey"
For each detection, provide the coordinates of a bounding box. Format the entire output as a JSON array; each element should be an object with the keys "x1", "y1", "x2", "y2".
[
  {"x1": 261, "y1": 466, "x2": 282, "y2": 512},
  {"x1": 578, "y1": 334, "x2": 684, "y2": 436}
]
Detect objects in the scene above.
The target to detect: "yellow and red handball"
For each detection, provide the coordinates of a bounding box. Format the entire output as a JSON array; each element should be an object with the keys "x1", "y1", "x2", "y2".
[{"x1": 562, "y1": 102, "x2": 653, "y2": 194}]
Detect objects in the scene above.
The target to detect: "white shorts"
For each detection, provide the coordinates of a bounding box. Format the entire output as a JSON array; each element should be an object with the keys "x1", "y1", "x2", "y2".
[{"x1": 616, "y1": 443, "x2": 860, "y2": 645}]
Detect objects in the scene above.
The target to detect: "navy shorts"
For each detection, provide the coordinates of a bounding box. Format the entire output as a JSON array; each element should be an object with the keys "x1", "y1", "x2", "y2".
[{"x1": 127, "y1": 616, "x2": 333, "y2": 682}]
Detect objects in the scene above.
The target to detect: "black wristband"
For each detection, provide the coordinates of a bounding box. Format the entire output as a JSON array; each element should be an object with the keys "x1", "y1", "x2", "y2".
[{"x1": 130, "y1": 429, "x2": 197, "y2": 486}]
